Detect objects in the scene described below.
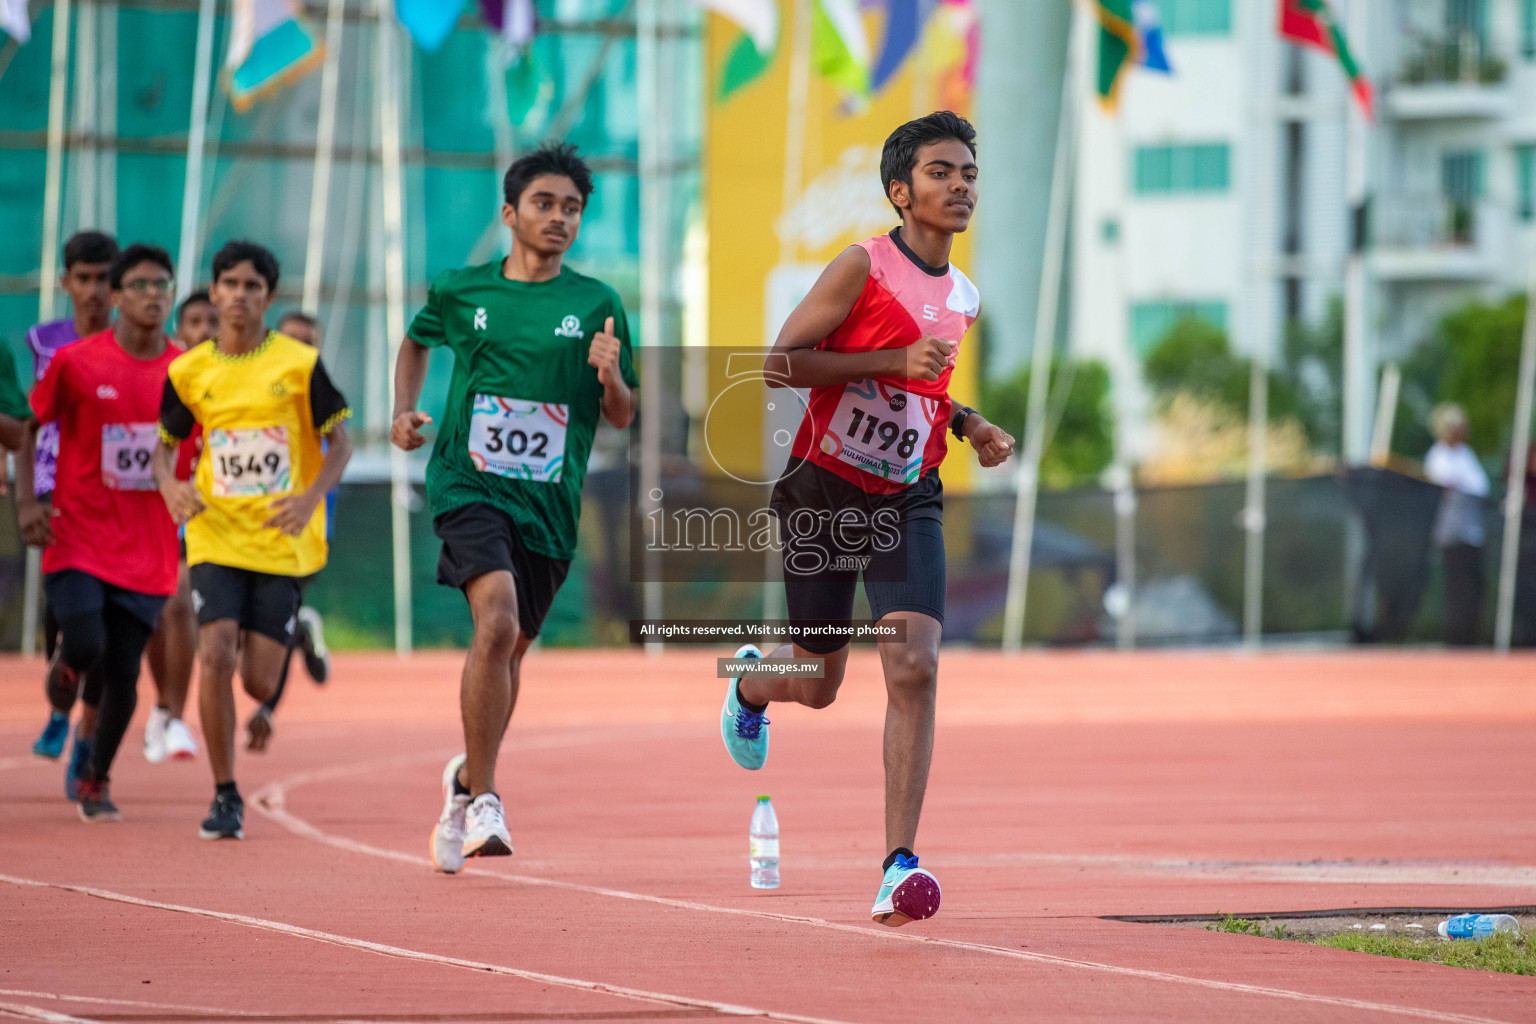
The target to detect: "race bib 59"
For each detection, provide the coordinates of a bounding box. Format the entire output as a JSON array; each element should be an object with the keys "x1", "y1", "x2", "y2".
[
  {"x1": 208, "y1": 427, "x2": 293, "y2": 497},
  {"x1": 101, "y1": 423, "x2": 158, "y2": 491},
  {"x1": 468, "y1": 396, "x2": 568, "y2": 483}
]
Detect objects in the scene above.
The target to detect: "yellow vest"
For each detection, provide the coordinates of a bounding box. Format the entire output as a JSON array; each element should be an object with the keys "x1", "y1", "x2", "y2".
[{"x1": 167, "y1": 333, "x2": 336, "y2": 577}]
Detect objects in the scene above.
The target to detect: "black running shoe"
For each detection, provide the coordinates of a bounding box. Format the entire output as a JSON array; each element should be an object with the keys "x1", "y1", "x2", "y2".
[
  {"x1": 199, "y1": 791, "x2": 244, "y2": 839},
  {"x1": 77, "y1": 777, "x2": 121, "y2": 822}
]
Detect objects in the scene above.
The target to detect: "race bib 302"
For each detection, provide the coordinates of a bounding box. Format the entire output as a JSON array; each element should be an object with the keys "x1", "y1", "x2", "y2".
[{"x1": 468, "y1": 396, "x2": 568, "y2": 483}]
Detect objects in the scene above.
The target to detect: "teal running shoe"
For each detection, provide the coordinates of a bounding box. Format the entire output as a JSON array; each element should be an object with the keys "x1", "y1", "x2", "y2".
[
  {"x1": 65, "y1": 733, "x2": 94, "y2": 801},
  {"x1": 871, "y1": 853, "x2": 941, "y2": 927},
  {"x1": 719, "y1": 643, "x2": 768, "y2": 770},
  {"x1": 32, "y1": 711, "x2": 69, "y2": 760}
]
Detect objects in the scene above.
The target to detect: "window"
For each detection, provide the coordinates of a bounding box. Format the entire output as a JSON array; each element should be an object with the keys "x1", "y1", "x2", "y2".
[
  {"x1": 1161, "y1": 0, "x2": 1231, "y2": 36},
  {"x1": 1447, "y1": 0, "x2": 1487, "y2": 46},
  {"x1": 1130, "y1": 301, "x2": 1228, "y2": 354},
  {"x1": 1519, "y1": 146, "x2": 1536, "y2": 221},
  {"x1": 1441, "y1": 149, "x2": 1485, "y2": 204},
  {"x1": 1133, "y1": 143, "x2": 1230, "y2": 195},
  {"x1": 1524, "y1": 0, "x2": 1536, "y2": 58}
]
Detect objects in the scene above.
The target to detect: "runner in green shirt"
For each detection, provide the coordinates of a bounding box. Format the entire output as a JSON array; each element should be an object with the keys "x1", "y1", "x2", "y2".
[
  {"x1": 392, "y1": 143, "x2": 638, "y2": 872},
  {"x1": 0, "y1": 344, "x2": 34, "y2": 447}
]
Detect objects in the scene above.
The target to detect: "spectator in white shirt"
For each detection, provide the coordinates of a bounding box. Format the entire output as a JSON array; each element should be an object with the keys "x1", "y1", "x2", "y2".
[{"x1": 1424, "y1": 403, "x2": 1488, "y2": 645}]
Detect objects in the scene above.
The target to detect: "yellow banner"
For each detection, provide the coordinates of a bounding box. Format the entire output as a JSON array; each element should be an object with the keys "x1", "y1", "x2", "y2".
[{"x1": 701, "y1": 1, "x2": 980, "y2": 491}]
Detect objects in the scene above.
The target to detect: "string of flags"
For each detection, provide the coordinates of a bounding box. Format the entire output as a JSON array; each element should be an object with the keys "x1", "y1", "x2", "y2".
[
  {"x1": 1094, "y1": 0, "x2": 1371, "y2": 118},
  {"x1": 703, "y1": 0, "x2": 977, "y2": 107}
]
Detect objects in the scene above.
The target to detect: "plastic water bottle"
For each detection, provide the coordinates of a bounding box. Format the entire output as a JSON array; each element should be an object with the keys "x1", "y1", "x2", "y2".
[
  {"x1": 749, "y1": 795, "x2": 779, "y2": 889},
  {"x1": 1438, "y1": 914, "x2": 1520, "y2": 939}
]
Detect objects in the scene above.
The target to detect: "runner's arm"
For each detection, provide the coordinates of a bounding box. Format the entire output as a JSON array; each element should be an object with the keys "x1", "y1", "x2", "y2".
[
  {"x1": 0, "y1": 347, "x2": 32, "y2": 450},
  {"x1": 14, "y1": 419, "x2": 51, "y2": 546},
  {"x1": 155, "y1": 377, "x2": 206, "y2": 524},
  {"x1": 952, "y1": 408, "x2": 1015, "y2": 468},
  {"x1": 0, "y1": 415, "x2": 26, "y2": 452},
  {"x1": 265, "y1": 360, "x2": 353, "y2": 537},
  {"x1": 588, "y1": 316, "x2": 636, "y2": 429},
  {"x1": 766, "y1": 246, "x2": 954, "y2": 389},
  {"x1": 391, "y1": 335, "x2": 433, "y2": 451}
]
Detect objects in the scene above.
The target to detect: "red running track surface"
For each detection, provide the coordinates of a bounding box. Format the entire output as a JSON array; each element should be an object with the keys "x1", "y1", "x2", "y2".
[{"x1": 2, "y1": 649, "x2": 1534, "y2": 1023}]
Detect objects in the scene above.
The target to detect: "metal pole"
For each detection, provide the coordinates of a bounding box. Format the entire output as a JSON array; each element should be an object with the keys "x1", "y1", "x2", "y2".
[
  {"x1": 176, "y1": 0, "x2": 218, "y2": 305},
  {"x1": 377, "y1": 0, "x2": 413, "y2": 658},
  {"x1": 24, "y1": 0, "x2": 74, "y2": 659},
  {"x1": 1001, "y1": 1, "x2": 1080, "y2": 654},
  {"x1": 759, "y1": 0, "x2": 813, "y2": 628},
  {"x1": 1340, "y1": 0, "x2": 1372, "y2": 465},
  {"x1": 1242, "y1": 339, "x2": 1270, "y2": 647},
  {"x1": 638, "y1": 0, "x2": 664, "y2": 654},
  {"x1": 1112, "y1": 468, "x2": 1136, "y2": 648},
  {"x1": 487, "y1": 38, "x2": 514, "y2": 257},
  {"x1": 301, "y1": 0, "x2": 347, "y2": 313},
  {"x1": 1493, "y1": 240, "x2": 1536, "y2": 651},
  {"x1": 72, "y1": 0, "x2": 96, "y2": 229},
  {"x1": 1369, "y1": 362, "x2": 1400, "y2": 465},
  {"x1": 98, "y1": 0, "x2": 117, "y2": 233}
]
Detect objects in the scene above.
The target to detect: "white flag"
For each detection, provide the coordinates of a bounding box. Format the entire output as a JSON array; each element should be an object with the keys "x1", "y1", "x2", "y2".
[
  {"x1": 689, "y1": 0, "x2": 777, "y2": 53},
  {"x1": 1, "y1": 0, "x2": 31, "y2": 44}
]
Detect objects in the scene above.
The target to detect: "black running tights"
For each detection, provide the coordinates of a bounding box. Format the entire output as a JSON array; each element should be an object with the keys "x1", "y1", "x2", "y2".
[{"x1": 58, "y1": 606, "x2": 154, "y2": 781}]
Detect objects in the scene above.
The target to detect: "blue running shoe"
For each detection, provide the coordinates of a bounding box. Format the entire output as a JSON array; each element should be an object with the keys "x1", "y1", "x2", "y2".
[
  {"x1": 871, "y1": 854, "x2": 941, "y2": 927},
  {"x1": 65, "y1": 733, "x2": 94, "y2": 801},
  {"x1": 720, "y1": 643, "x2": 768, "y2": 770},
  {"x1": 32, "y1": 711, "x2": 69, "y2": 760}
]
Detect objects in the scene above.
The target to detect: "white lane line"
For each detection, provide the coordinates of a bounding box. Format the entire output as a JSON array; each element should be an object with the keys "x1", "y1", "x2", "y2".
[
  {"x1": 0, "y1": 988, "x2": 243, "y2": 1018},
  {"x1": 0, "y1": 873, "x2": 855, "y2": 1024},
  {"x1": 250, "y1": 751, "x2": 1523, "y2": 1024},
  {"x1": 0, "y1": 1003, "x2": 96, "y2": 1023},
  {"x1": 0, "y1": 756, "x2": 51, "y2": 772}
]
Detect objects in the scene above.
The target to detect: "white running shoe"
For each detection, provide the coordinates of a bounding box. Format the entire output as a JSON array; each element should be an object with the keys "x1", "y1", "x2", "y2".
[
  {"x1": 143, "y1": 707, "x2": 169, "y2": 764},
  {"x1": 430, "y1": 754, "x2": 471, "y2": 874},
  {"x1": 163, "y1": 718, "x2": 198, "y2": 761},
  {"x1": 461, "y1": 792, "x2": 513, "y2": 859}
]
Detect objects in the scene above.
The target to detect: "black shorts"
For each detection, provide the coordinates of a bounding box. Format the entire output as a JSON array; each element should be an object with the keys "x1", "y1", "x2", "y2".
[
  {"x1": 188, "y1": 563, "x2": 304, "y2": 645},
  {"x1": 434, "y1": 502, "x2": 571, "y2": 640},
  {"x1": 781, "y1": 515, "x2": 946, "y2": 654},
  {"x1": 44, "y1": 569, "x2": 168, "y2": 631}
]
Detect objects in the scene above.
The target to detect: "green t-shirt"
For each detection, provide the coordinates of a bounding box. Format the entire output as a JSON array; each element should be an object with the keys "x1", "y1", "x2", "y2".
[
  {"x1": 408, "y1": 260, "x2": 638, "y2": 560},
  {"x1": 0, "y1": 344, "x2": 32, "y2": 421}
]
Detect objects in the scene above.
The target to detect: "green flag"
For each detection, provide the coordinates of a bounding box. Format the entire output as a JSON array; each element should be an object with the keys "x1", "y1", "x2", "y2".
[
  {"x1": 1094, "y1": 0, "x2": 1139, "y2": 108},
  {"x1": 813, "y1": 0, "x2": 871, "y2": 101}
]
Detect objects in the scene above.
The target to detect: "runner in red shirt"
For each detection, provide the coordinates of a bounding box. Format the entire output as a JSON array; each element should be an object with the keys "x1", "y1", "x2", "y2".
[
  {"x1": 717, "y1": 113, "x2": 1015, "y2": 925},
  {"x1": 17, "y1": 244, "x2": 182, "y2": 821}
]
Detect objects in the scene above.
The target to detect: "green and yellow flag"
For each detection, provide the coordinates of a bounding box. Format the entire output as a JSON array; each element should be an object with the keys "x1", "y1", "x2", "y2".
[{"x1": 1093, "y1": 1, "x2": 1140, "y2": 107}]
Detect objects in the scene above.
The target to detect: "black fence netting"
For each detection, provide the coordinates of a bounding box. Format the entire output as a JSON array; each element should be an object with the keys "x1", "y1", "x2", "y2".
[{"x1": 1, "y1": 467, "x2": 1533, "y2": 649}]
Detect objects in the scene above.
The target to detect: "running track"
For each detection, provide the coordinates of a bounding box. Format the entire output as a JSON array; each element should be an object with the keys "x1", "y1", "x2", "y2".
[{"x1": 2, "y1": 650, "x2": 1534, "y2": 1023}]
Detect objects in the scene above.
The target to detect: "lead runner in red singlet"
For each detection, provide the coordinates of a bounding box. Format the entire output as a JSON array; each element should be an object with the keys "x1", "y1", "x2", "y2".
[{"x1": 717, "y1": 112, "x2": 1015, "y2": 926}]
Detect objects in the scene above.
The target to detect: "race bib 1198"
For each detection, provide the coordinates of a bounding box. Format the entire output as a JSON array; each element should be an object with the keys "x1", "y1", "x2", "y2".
[
  {"x1": 208, "y1": 426, "x2": 293, "y2": 497},
  {"x1": 819, "y1": 380, "x2": 934, "y2": 485},
  {"x1": 101, "y1": 423, "x2": 158, "y2": 491},
  {"x1": 468, "y1": 396, "x2": 568, "y2": 483}
]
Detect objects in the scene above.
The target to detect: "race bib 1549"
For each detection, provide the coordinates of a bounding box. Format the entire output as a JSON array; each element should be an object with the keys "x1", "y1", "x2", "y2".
[
  {"x1": 468, "y1": 396, "x2": 568, "y2": 482},
  {"x1": 101, "y1": 423, "x2": 159, "y2": 491},
  {"x1": 819, "y1": 380, "x2": 935, "y2": 485},
  {"x1": 208, "y1": 426, "x2": 293, "y2": 497}
]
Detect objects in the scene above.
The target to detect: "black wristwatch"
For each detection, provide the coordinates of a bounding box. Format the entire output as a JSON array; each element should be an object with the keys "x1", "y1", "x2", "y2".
[{"x1": 950, "y1": 404, "x2": 976, "y2": 440}]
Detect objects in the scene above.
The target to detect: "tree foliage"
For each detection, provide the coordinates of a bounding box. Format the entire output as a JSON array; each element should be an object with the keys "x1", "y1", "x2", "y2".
[
  {"x1": 1141, "y1": 317, "x2": 1309, "y2": 428},
  {"x1": 1393, "y1": 294, "x2": 1525, "y2": 462},
  {"x1": 981, "y1": 358, "x2": 1115, "y2": 488}
]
